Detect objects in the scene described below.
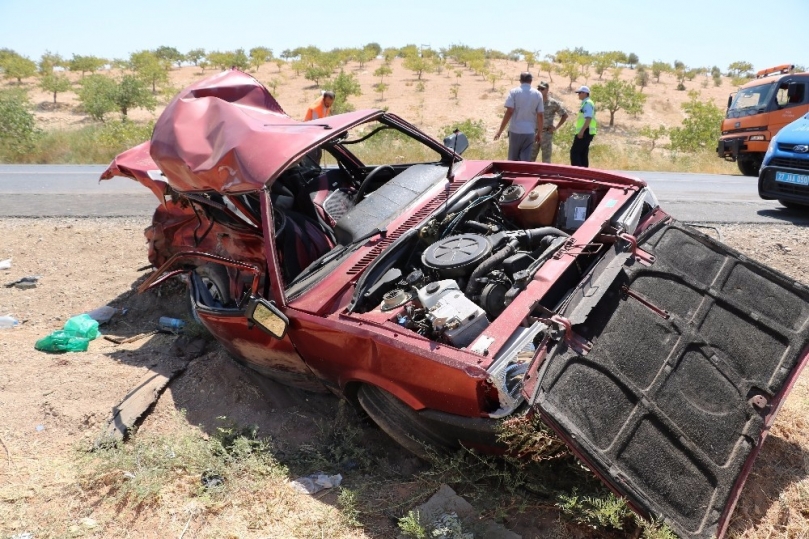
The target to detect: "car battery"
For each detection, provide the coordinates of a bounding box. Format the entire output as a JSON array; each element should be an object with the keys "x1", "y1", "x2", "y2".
[
  {"x1": 517, "y1": 183, "x2": 558, "y2": 226},
  {"x1": 558, "y1": 192, "x2": 593, "y2": 231}
]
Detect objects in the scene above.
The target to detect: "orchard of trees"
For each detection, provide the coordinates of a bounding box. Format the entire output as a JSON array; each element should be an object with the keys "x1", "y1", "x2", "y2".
[{"x1": 1, "y1": 42, "x2": 798, "y2": 163}]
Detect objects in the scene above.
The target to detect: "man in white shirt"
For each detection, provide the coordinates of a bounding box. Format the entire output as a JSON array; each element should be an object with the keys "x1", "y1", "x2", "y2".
[{"x1": 494, "y1": 72, "x2": 544, "y2": 161}]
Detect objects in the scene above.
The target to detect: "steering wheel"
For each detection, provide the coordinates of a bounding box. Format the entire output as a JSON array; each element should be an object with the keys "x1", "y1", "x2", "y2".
[{"x1": 354, "y1": 165, "x2": 394, "y2": 201}]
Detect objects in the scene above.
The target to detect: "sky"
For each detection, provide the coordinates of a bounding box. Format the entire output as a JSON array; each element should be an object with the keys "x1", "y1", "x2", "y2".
[{"x1": 1, "y1": 0, "x2": 807, "y2": 72}]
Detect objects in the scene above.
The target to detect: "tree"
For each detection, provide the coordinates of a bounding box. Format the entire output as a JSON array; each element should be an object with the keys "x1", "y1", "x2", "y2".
[
  {"x1": 651, "y1": 61, "x2": 669, "y2": 83},
  {"x1": 590, "y1": 79, "x2": 647, "y2": 127},
  {"x1": 627, "y1": 53, "x2": 639, "y2": 68},
  {"x1": 0, "y1": 89, "x2": 40, "y2": 158},
  {"x1": 668, "y1": 91, "x2": 724, "y2": 152},
  {"x1": 78, "y1": 74, "x2": 156, "y2": 121},
  {"x1": 728, "y1": 61, "x2": 753, "y2": 78},
  {"x1": 305, "y1": 65, "x2": 332, "y2": 87},
  {"x1": 374, "y1": 82, "x2": 388, "y2": 101},
  {"x1": 230, "y1": 49, "x2": 250, "y2": 70},
  {"x1": 539, "y1": 59, "x2": 554, "y2": 83},
  {"x1": 593, "y1": 52, "x2": 618, "y2": 80},
  {"x1": 153, "y1": 46, "x2": 185, "y2": 68},
  {"x1": 364, "y1": 42, "x2": 382, "y2": 57},
  {"x1": 187, "y1": 48, "x2": 206, "y2": 66},
  {"x1": 557, "y1": 60, "x2": 579, "y2": 90},
  {"x1": 374, "y1": 64, "x2": 392, "y2": 83},
  {"x1": 38, "y1": 51, "x2": 64, "y2": 74},
  {"x1": 68, "y1": 54, "x2": 106, "y2": 78},
  {"x1": 39, "y1": 72, "x2": 72, "y2": 103},
  {"x1": 673, "y1": 60, "x2": 685, "y2": 70},
  {"x1": 323, "y1": 70, "x2": 361, "y2": 114},
  {"x1": 487, "y1": 72, "x2": 498, "y2": 91},
  {"x1": 77, "y1": 74, "x2": 117, "y2": 120},
  {"x1": 635, "y1": 66, "x2": 649, "y2": 91},
  {"x1": 114, "y1": 74, "x2": 156, "y2": 117},
  {"x1": 130, "y1": 50, "x2": 169, "y2": 93},
  {"x1": 638, "y1": 125, "x2": 667, "y2": 151},
  {"x1": 1, "y1": 54, "x2": 37, "y2": 84},
  {"x1": 355, "y1": 48, "x2": 374, "y2": 68},
  {"x1": 249, "y1": 47, "x2": 273, "y2": 71},
  {"x1": 403, "y1": 53, "x2": 435, "y2": 80}
]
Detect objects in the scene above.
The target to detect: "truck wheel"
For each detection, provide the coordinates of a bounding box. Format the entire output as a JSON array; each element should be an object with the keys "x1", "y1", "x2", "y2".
[
  {"x1": 737, "y1": 156, "x2": 762, "y2": 177},
  {"x1": 357, "y1": 385, "x2": 456, "y2": 459}
]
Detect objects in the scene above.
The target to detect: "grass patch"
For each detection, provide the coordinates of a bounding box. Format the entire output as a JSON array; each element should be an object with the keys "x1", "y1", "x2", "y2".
[{"x1": 79, "y1": 413, "x2": 286, "y2": 510}]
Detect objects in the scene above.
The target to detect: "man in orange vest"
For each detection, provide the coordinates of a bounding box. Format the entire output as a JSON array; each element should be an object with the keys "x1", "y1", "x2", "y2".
[{"x1": 304, "y1": 91, "x2": 335, "y2": 121}]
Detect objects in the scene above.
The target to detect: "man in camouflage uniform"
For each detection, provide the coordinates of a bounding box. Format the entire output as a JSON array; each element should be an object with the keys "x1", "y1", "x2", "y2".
[{"x1": 530, "y1": 82, "x2": 569, "y2": 163}]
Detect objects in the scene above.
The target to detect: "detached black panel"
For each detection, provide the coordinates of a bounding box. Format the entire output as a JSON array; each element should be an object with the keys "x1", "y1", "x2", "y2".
[
  {"x1": 334, "y1": 164, "x2": 448, "y2": 245},
  {"x1": 536, "y1": 221, "x2": 809, "y2": 539}
]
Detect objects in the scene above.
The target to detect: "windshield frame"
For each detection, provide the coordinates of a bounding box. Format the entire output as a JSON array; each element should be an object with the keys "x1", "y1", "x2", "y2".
[{"x1": 726, "y1": 81, "x2": 777, "y2": 118}]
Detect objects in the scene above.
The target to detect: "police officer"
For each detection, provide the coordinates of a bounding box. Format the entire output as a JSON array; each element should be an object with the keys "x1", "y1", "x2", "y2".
[
  {"x1": 570, "y1": 85, "x2": 597, "y2": 167},
  {"x1": 531, "y1": 81, "x2": 569, "y2": 163}
]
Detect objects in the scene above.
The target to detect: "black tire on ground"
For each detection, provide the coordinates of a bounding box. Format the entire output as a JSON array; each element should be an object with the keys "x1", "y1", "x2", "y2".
[
  {"x1": 778, "y1": 199, "x2": 809, "y2": 210},
  {"x1": 356, "y1": 385, "x2": 456, "y2": 459},
  {"x1": 737, "y1": 155, "x2": 762, "y2": 177}
]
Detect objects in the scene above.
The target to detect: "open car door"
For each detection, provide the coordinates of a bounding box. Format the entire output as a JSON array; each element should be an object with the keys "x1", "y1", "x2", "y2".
[{"x1": 527, "y1": 219, "x2": 809, "y2": 539}]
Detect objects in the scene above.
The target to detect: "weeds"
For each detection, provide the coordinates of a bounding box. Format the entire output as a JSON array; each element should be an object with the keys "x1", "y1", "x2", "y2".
[{"x1": 79, "y1": 412, "x2": 286, "y2": 510}]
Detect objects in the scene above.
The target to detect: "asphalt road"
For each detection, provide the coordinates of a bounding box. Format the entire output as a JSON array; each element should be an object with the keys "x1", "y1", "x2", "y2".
[{"x1": 0, "y1": 165, "x2": 807, "y2": 224}]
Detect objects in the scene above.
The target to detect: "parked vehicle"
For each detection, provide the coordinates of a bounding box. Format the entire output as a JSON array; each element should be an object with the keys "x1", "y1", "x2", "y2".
[
  {"x1": 717, "y1": 64, "x2": 809, "y2": 176},
  {"x1": 103, "y1": 69, "x2": 809, "y2": 539},
  {"x1": 758, "y1": 112, "x2": 809, "y2": 208}
]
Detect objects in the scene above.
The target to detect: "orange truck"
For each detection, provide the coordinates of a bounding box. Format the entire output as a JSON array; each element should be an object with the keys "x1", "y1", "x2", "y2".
[{"x1": 717, "y1": 64, "x2": 809, "y2": 176}]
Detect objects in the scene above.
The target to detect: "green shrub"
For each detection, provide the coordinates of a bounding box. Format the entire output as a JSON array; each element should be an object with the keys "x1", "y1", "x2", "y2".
[
  {"x1": 439, "y1": 118, "x2": 486, "y2": 144},
  {"x1": 0, "y1": 89, "x2": 41, "y2": 161},
  {"x1": 668, "y1": 91, "x2": 724, "y2": 152}
]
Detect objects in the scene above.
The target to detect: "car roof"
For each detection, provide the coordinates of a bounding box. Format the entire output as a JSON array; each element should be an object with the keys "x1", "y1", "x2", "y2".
[{"x1": 149, "y1": 69, "x2": 383, "y2": 194}]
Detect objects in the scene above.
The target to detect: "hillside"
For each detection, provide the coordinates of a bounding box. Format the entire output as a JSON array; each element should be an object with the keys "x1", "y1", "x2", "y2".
[{"x1": 20, "y1": 57, "x2": 737, "y2": 161}]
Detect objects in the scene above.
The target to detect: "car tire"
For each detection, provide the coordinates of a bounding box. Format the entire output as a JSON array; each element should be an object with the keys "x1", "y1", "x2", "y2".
[
  {"x1": 188, "y1": 264, "x2": 232, "y2": 321},
  {"x1": 356, "y1": 385, "x2": 456, "y2": 459},
  {"x1": 737, "y1": 156, "x2": 761, "y2": 177},
  {"x1": 778, "y1": 199, "x2": 808, "y2": 210}
]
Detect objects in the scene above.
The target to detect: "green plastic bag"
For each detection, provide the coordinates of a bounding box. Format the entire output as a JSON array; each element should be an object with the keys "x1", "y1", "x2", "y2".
[
  {"x1": 35, "y1": 314, "x2": 100, "y2": 353},
  {"x1": 63, "y1": 314, "x2": 100, "y2": 339},
  {"x1": 35, "y1": 330, "x2": 90, "y2": 353}
]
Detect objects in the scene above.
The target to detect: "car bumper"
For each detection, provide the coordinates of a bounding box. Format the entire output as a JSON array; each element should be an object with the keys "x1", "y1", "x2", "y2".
[{"x1": 759, "y1": 164, "x2": 809, "y2": 203}]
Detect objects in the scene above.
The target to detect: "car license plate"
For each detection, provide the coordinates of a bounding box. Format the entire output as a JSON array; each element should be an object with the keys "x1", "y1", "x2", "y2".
[{"x1": 775, "y1": 171, "x2": 809, "y2": 186}]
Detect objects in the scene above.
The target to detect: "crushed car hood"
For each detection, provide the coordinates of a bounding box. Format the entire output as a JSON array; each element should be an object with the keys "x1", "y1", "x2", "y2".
[
  {"x1": 145, "y1": 69, "x2": 381, "y2": 194},
  {"x1": 529, "y1": 218, "x2": 809, "y2": 539}
]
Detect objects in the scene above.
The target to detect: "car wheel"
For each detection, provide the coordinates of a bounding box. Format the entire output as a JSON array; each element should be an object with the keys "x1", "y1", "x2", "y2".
[
  {"x1": 188, "y1": 264, "x2": 232, "y2": 321},
  {"x1": 737, "y1": 156, "x2": 761, "y2": 176},
  {"x1": 778, "y1": 199, "x2": 809, "y2": 210},
  {"x1": 356, "y1": 385, "x2": 456, "y2": 459}
]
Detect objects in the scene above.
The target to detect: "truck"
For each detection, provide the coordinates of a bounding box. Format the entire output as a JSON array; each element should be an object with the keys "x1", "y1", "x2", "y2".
[
  {"x1": 717, "y1": 64, "x2": 809, "y2": 176},
  {"x1": 758, "y1": 112, "x2": 809, "y2": 208}
]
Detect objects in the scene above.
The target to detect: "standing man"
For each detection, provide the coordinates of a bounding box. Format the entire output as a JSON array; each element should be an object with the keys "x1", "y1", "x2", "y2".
[
  {"x1": 304, "y1": 91, "x2": 335, "y2": 121},
  {"x1": 531, "y1": 81, "x2": 569, "y2": 163},
  {"x1": 494, "y1": 72, "x2": 544, "y2": 162},
  {"x1": 570, "y1": 85, "x2": 597, "y2": 167}
]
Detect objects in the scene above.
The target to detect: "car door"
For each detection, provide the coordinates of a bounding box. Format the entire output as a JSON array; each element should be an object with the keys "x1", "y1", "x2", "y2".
[{"x1": 526, "y1": 219, "x2": 809, "y2": 539}]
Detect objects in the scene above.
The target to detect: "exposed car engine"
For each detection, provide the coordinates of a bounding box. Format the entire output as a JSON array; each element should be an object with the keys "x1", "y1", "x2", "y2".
[{"x1": 355, "y1": 175, "x2": 595, "y2": 349}]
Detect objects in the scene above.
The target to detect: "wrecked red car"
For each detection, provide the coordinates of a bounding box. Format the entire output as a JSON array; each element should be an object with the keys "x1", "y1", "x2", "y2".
[{"x1": 102, "y1": 69, "x2": 809, "y2": 539}]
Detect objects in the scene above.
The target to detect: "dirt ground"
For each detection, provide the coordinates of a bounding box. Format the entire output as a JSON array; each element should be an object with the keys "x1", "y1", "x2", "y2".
[{"x1": 1, "y1": 216, "x2": 808, "y2": 539}]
